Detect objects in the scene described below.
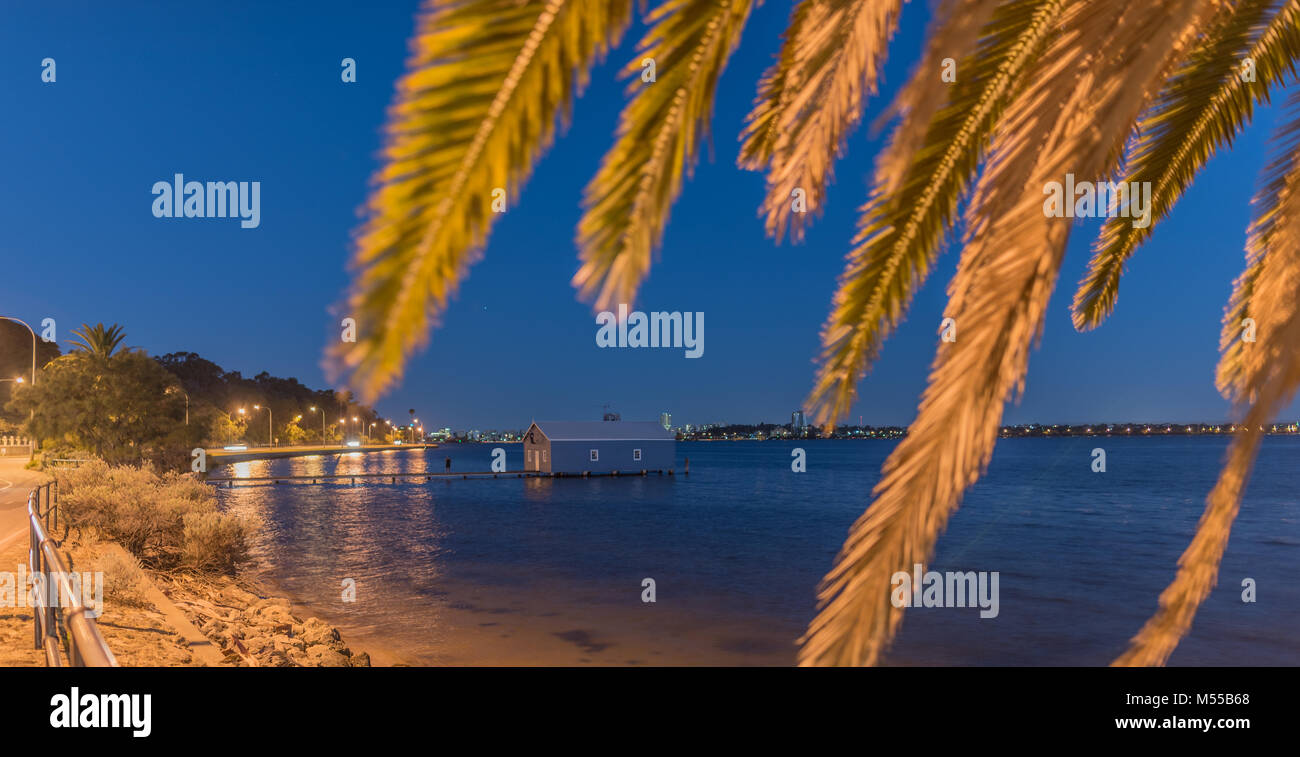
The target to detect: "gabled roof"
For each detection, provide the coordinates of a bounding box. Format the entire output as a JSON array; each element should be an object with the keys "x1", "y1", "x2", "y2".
[{"x1": 528, "y1": 420, "x2": 674, "y2": 441}]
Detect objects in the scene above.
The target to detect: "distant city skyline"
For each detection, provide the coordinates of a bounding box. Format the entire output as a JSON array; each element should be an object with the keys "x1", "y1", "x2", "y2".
[{"x1": 3, "y1": 2, "x2": 1296, "y2": 431}]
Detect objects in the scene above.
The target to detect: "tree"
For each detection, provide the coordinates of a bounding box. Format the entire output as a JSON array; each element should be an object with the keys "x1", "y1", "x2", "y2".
[
  {"x1": 281, "y1": 417, "x2": 308, "y2": 446},
  {"x1": 10, "y1": 349, "x2": 185, "y2": 463},
  {"x1": 0, "y1": 319, "x2": 60, "y2": 427},
  {"x1": 204, "y1": 408, "x2": 247, "y2": 446},
  {"x1": 70, "y1": 323, "x2": 128, "y2": 359}
]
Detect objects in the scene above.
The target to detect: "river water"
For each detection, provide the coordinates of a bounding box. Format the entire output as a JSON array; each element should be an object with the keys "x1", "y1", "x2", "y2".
[{"x1": 214, "y1": 437, "x2": 1300, "y2": 665}]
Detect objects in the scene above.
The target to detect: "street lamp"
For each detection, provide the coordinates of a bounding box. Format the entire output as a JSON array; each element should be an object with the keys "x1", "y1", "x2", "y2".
[
  {"x1": 0, "y1": 376, "x2": 23, "y2": 383},
  {"x1": 252, "y1": 404, "x2": 273, "y2": 447},
  {"x1": 367, "y1": 422, "x2": 377, "y2": 444},
  {"x1": 309, "y1": 406, "x2": 327, "y2": 445},
  {"x1": 0, "y1": 316, "x2": 36, "y2": 387},
  {"x1": 166, "y1": 385, "x2": 189, "y2": 425}
]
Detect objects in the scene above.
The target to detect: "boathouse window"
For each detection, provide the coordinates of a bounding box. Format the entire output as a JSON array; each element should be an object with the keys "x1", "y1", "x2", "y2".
[
  {"x1": 542, "y1": 450, "x2": 548, "y2": 463},
  {"x1": 590, "y1": 449, "x2": 599, "y2": 461},
  {"x1": 633, "y1": 449, "x2": 642, "y2": 461}
]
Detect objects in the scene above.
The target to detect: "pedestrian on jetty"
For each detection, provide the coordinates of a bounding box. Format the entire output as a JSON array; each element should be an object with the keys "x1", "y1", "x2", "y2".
[{"x1": 445, "y1": 456, "x2": 451, "y2": 473}]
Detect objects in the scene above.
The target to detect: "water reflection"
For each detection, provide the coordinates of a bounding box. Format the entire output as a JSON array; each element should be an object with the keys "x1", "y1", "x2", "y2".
[{"x1": 213, "y1": 440, "x2": 1300, "y2": 666}]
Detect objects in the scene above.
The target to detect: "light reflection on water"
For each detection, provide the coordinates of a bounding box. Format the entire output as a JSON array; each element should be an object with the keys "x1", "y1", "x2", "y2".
[{"x1": 214, "y1": 439, "x2": 1300, "y2": 666}]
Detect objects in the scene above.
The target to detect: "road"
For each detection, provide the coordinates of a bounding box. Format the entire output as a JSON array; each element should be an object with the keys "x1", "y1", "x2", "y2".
[{"x1": 0, "y1": 456, "x2": 45, "y2": 552}]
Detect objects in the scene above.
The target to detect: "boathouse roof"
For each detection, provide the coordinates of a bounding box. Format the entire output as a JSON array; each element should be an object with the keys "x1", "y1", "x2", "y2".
[{"x1": 529, "y1": 421, "x2": 674, "y2": 442}]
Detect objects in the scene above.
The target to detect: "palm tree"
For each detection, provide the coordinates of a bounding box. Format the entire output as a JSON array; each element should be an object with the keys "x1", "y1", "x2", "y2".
[
  {"x1": 70, "y1": 323, "x2": 127, "y2": 360},
  {"x1": 339, "y1": 0, "x2": 1300, "y2": 666}
]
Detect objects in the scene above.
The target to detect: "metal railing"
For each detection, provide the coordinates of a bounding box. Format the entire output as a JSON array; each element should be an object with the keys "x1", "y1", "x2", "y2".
[{"x1": 27, "y1": 481, "x2": 118, "y2": 667}]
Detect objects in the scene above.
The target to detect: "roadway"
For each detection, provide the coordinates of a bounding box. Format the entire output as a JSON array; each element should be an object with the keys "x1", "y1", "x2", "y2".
[{"x1": 0, "y1": 456, "x2": 45, "y2": 557}]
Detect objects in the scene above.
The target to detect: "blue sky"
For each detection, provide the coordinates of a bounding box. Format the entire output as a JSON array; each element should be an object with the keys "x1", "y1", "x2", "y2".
[{"x1": 0, "y1": 1, "x2": 1292, "y2": 429}]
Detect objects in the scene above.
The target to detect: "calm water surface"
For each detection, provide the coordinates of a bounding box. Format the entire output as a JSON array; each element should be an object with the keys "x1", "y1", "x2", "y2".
[{"x1": 215, "y1": 438, "x2": 1300, "y2": 665}]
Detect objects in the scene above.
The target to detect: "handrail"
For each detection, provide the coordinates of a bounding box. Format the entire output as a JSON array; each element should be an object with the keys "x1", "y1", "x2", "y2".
[{"x1": 27, "y1": 481, "x2": 118, "y2": 667}]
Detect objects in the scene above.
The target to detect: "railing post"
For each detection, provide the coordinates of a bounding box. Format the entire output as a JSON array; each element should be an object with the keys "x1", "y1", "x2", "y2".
[{"x1": 30, "y1": 513, "x2": 39, "y2": 651}]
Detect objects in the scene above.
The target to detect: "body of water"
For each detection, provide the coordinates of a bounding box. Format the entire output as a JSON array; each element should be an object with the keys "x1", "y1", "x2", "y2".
[{"x1": 215, "y1": 437, "x2": 1300, "y2": 665}]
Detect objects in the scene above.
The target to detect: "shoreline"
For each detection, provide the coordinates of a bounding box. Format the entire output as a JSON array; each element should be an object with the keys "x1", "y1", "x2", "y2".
[
  {"x1": 238, "y1": 565, "x2": 413, "y2": 667},
  {"x1": 206, "y1": 443, "x2": 439, "y2": 468}
]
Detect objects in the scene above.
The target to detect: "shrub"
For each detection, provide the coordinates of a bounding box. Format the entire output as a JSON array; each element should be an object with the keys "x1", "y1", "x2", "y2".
[
  {"x1": 94, "y1": 547, "x2": 153, "y2": 609},
  {"x1": 180, "y1": 512, "x2": 250, "y2": 575},
  {"x1": 58, "y1": 461, "x2": 253, "y2": 575}
]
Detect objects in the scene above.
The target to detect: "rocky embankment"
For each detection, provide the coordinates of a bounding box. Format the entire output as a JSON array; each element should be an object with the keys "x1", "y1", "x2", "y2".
[{"x1": 162, "y1": 575, "x2": 371, "y2": 667}]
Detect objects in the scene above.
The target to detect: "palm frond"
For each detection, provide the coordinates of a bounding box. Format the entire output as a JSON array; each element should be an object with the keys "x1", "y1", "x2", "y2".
[
  {"x1": 338, "y1": 0, "x2": 634, "y2": 401},
  {"x1": 1116, "y1": 92, "x2": 1300, "y2": 665},
  {"x1": 71, "y1": 323, "x2": 127, "y2": 359},
  {"x1": 736, "y1": 0, "x2": 810, "y2": 172},
  {"x1": 806, "y1": 0, "x2": 1067, "y2": 430},
  {"x1": 874, "y1": 0, "x2": 1003, "y2": 195},
  {"x1": 1073, "y1": 0, "x2": 1300, "y2": 331},
  {"x1": 572, "y1": 0, "x2": 754, "y2": 311},
  {"x1": 740, "y1": 0, "x2": 904, "y2": 243},
  {"x1": 799, "y1": 0, "x2": 1218, "y2": 667},
  {"x1": 1217, "y1": 244, "x2": 1266, "y2": 397}
]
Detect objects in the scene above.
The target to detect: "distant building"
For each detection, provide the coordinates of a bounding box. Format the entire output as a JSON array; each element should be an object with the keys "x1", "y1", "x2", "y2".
[
  {"x1": 522, "y1": 420, "x2": 675, "y2": 474},
  {"x1": 660, "y1": 411, "x2": 671, "y2": 430},
  {"x1": 792, "y1": 410, "x2": 806, "y2": 429}
]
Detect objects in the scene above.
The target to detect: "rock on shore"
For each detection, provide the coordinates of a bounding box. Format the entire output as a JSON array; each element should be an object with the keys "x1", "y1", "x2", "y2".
[{"x1": 165, "y1": 576, "x2": 370, "y2": 668}]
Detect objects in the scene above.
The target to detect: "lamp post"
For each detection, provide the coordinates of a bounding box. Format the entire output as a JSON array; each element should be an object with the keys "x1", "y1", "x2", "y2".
[
  {"x1": 309, "y1": 406, "x2": 328, "y2": 445},
  {"x1": 0, "y1": 316, "x2": 36, "y2": 387},
  {"x1": 166, "y1": 386, "x2": 189, "y2": 425},
  {"x1": 367, "y1": 422, "x2": 377, "y2": 444},
  {"x1": 252, "y1": 404, "x2": 273, "y2": 447}
]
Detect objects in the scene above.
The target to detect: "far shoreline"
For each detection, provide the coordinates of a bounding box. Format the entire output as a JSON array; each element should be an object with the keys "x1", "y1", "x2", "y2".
[{"x1": 205, "y1": 442, "x2": 439, "y2": 468}]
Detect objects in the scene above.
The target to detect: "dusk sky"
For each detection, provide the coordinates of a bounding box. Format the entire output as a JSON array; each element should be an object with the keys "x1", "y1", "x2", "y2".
[{"x1": 1, "y1": 1, "x2": 1291, "y2": 429}]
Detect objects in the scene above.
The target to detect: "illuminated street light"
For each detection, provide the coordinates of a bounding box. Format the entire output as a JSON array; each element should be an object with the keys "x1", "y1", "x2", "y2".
[
  {"x1": 308, "y1": 406, "x2": 328, "y2": 444},
  {"x1": 165, "y1": 385, "x2": 189, "y2": 425},
  {"x1": 252, "y1": 404, "x2": 273, "y2": 447},
  {"x1": 0, "y1": 316, "x2": 36, "y2": 388}
]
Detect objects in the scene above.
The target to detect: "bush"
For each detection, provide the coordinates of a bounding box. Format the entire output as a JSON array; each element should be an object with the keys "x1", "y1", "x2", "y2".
[
  {"x1": 58, "y1": 460, "x2": 253, "y2": 575},
  {"x1": 180, "y1": 512, "x2": 249, "y2": 574},
  {"x1": 94, "y1": 547, "x2": 153, "y2": 609}
]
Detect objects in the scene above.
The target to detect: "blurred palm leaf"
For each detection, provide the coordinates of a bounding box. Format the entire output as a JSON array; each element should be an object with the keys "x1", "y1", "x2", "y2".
[
  {"x1": 1073, "y1": 0, "x2": 1300, "y2": 331},
  {"x1": 572, "y1": 0, "x2": 754, "y2": 311},
  {"x1": 800, "y1": 0, "x2": 1218, "y2": 666},
  {"x1": 873, "y1": 0, "x2": 1002, "y2": 195},
  {"x1": 738, "y1": 0, "x2": 904, "y2": 243},
  {"x1": 339, "y1": 0, "x2": 633, "y2": 401},
  {"x1": 1117, "y1": 91, "x2": 1300, "y2": 665},
  {"x1": 805, "y1": 0, "x2": 1066, "y2": 429}
]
